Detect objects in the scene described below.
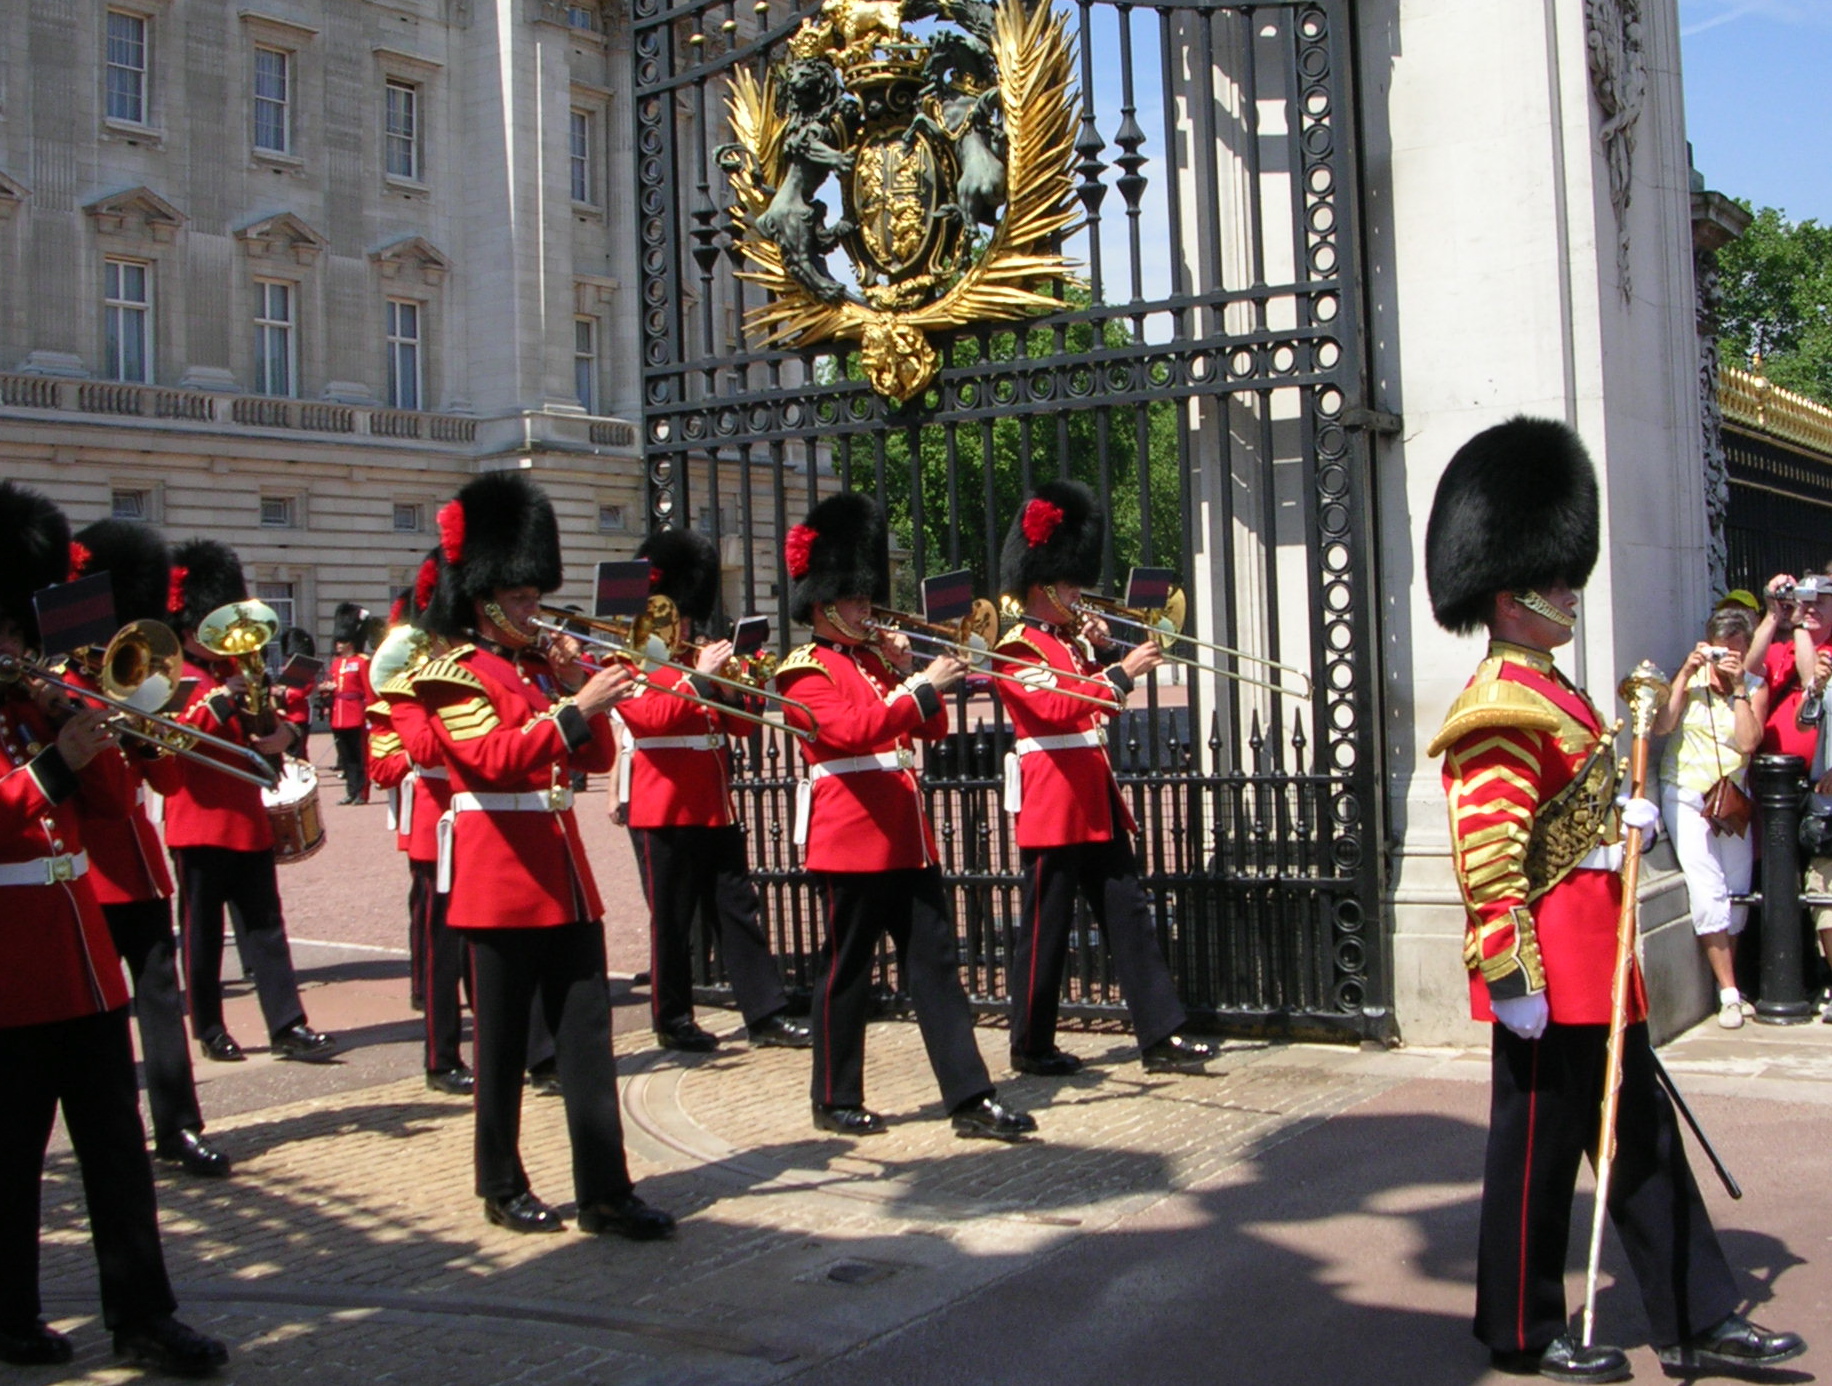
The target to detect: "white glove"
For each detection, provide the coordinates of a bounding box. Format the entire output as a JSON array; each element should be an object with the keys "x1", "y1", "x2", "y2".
[
  {"x1": 1617, "y1": 794, "x2": 1661, "y2": 843},
  {"x1": 1492, "y1": 992, "x2": 1549, "y2": 1041}
]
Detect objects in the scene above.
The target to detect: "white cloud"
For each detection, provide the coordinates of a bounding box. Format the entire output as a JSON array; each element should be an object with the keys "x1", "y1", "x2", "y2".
[{"x1": 1680, "y1": 0, "x2": 1832, "y2": 37}]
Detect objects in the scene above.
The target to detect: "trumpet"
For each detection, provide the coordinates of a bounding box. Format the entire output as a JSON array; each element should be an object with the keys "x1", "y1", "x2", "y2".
[
  {"x1": 1076, "y1": 591, "x2": 1314, "y2": 701},
  {"x1": 530, "y1": 606, "x2": 818, "y2": 742},
  {"x1": 0, "y1": 621, "x2": 280, "y2": 790},
  {"x1": 865, "y1": 603, "x2": 1125, "y2": 710}
]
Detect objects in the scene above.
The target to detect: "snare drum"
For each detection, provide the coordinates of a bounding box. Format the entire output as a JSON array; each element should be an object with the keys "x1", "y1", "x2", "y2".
[{"x1": 263, "y1": 757, "x2": 327, "y2": 864}]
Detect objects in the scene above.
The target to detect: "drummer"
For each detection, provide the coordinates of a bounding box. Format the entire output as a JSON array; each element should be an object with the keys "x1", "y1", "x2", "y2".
[{"x1": 166, "y1": 541, "x2": 337, "y2": 1066}]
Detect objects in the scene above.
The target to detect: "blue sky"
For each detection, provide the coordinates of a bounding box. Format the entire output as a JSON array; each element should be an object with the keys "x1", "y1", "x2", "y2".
[{"x1": 1680, "y1": 0, "x2": 1832, "y2": 224}]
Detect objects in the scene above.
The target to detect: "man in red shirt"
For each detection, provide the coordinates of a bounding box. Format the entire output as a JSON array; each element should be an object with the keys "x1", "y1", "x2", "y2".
[
  {"x1": 324, "y1": 603, "x2": 373, "y2": 805},
  {"x1": 991, "y1": 481, "x2": 1218, "y2": 1077},
  {"x1": 0, "y1": 482, "x2": 227, "y2": 1375},
  {"x1": 1745, "y1": 573, "x2": 1830, "y2": 762},
  {"x1": 167, "y1": 540, "x2": 336, "y2": 1065},
  {"x1": 414, "y1": 472, "x2": 672, "y2": 1239},
  {"x1": 617, "y1": 527, "x2": 808, "y2": 1053},
  {"x1": 775, "y1": 493, "x2": 1033, "y2": 1141}
]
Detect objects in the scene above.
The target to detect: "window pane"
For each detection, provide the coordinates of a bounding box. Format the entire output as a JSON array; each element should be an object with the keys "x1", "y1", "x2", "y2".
[
  {"x1": 105, "y1": 13, "x2": 147, "y2": 123},
  {"x1": 385, "y1": 82, "x2": 418, "y2": 179},
  {"x1": 121, "y1": 263, "x2": 146, "y2": 303},
  {"x1": 254, "y1": 49, "x2": 288, "y2": 152},
  {"x1": 575, "y1": 354, "x2": 593, "y2": 410}
]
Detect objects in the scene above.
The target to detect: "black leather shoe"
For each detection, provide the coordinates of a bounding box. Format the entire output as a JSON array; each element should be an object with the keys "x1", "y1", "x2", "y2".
[
  {"x1": 113, "y1": 1315, "x2": 229, "y2": 1376},
  {"x1": 656, "y1": 1020, "x2": 720, "y2": 1053},
  {"x1": 155, "y1": 1128, "x2": 233, "y2": 1179},
  {"x1": 813, "y1": 1103, "x2": 887, "y2": 1136},
  {"x1": 1656, "y1": 1312, "x2": 1807, "y2": 1374},
  {"x1": 527, "y1": 1065, "x2": 563, "y2": 1096},
  {"x1": 0, "y1": 1321, "x2": 73, "y2": 1366},
  {"x1": 426, "y1": 1067, "x2": 475, "y2": 1097},
  {"x1": 1011, "y1": 1048, "x2": 1083, "y2": 1077},
  {"x1": 199, "y1": 1031, "x2": 245, "y2": 1063},
  {"x1": 1490, "y1": 1336, "x2": 1629, "y2": 1383},
  {"x1": 483, "y1": 1191, "x2": 564, "y2": 1234},
  {"x1": 1141, "y1": 1033, "x2": 1220, "y2": 1074},
  {"x1": 270, "y1": 1023, "x2": 338, "y2": 1063},
  {"x1": 578, "y1": 1191, "x2": 677, "y2": 1241},
  {"x1": 951, "y1": 1095, "x2": 1038, "y2": 1142},
  {"x1": 747, "y1": 1013, "x2": 813, "y2": 1049}
]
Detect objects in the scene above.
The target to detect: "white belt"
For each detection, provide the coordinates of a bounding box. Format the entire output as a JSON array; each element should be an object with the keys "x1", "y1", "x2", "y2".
[
  {"x1": 395, "y1": 763, "x2": 448, "y2": 838},
  {"x1": 0, "y1": 851, "x2": 89, "y2": 887},
  {"x1": 436, "y1": 788, "x2": 576, "y2": 892},
  {"x1": 1576, "y1": 842, "x2": 1624, "y2": 873},
  {"x1": 1004, "y1": 731, "x2": 1106, "y2": 813},
  {"x1": 793, "y1": 749, "x2": 916, "y2": 845}
]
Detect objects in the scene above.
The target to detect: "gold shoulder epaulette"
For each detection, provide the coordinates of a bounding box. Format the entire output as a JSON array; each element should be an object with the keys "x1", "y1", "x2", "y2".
[
  {"x1": 377, "y1": 673, "x2": 418, "y2": 700},
  {"x1": 413, "y1": 647, "x2": 485, "y2": 695},
  {"x1": 995, "y1": 628, "x2": 1046, "y2": 661},
  {"x1": 772, "y1": 644, "x2": 831, "y2": 682},
  {"x1": 364, "y1": 700, "x2": 391, "y2": 719},
  {"x1": 1427, "y1": 670, "x2": 1562, "y2": 758}
]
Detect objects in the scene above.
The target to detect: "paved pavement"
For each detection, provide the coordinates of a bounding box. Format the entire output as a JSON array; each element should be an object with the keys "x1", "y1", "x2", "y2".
[{"x1": 22, "y1": 765, "x2": 1832, "y2": 1384}]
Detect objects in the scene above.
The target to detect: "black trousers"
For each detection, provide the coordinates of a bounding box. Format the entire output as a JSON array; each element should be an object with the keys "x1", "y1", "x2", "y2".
[
  {"x1": 173, "y1": 846, "x2": 307, "y2": 1043},
  {"x1": 1011, "y1": 827, "x2": 1187, "y2": 1058},
  {"x1": 0, "y1": 1009, "x2": 177, "y2": 1336},
  {"x1": 331, "y1": 728, "x2": 367, "y2": 800},
  {"x1": 631, "y1": 825, "x2": 788, "y2": 1031},
  {"x1": 408, "y1": 859, "x2": 428, "y2": 1008},
  {"x1": 1476, "y1": 1021, "x2": 1739, "y2": 1353},
  {"x1": 408, "y1": 861, "x2": 467, "y2": 1073},
  {"x1": 463, "y1": 920, "x2": 632, "y2": 1205},
  {"x1": 809, "y1": 866, "x2": 992, "y2": 1113},
  {"x1": 102, "y1": 899, "x2": 204, "y2": 1143}
]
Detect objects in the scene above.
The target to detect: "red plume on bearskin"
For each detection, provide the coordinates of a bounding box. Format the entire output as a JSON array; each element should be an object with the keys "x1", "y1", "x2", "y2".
[
  {"x1": 438, "y1": 499, "x2": 465, "y2": 563},
  {"x1": 67, "y1": 542, "x2": 92, "y2": 582},
  {"x1": 167, "y1": 566, "x2": 189, "y2": 615},
  {"x1": 784, "y1": 524, "x2": 816, "y2": 580},
  {"x1": 1021, "y1": 500, "x2": 1064, "y2": 548},
  {"x1": 1000, "y1": 480, "x2": 1103, "y2": 598},
  {"x1": 786, "y1": 493, "x2": 887, "y2": 624},
  {"x1": 414, "y1": 555, "x2": 439, "y2": 615}
]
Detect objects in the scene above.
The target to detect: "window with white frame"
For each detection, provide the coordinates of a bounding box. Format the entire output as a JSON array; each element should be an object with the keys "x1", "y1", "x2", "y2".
[
  {"x1": 112, "y1": 488, "x2": 150, "y2": 521},
  {"x1": 105, "y1": 11, "x2": 149, "y2": 124},
  {"x1": 103, "y1": 258, "x2": 152, "y2": 383},
  {"x1": 392, "y1": 502, "x2": 422, "y2": 533},
  {"x1": 260, "y1": 496, "x2": 297, "y2": 528},
  {"x1": 384, "y1": 79, "x2": 421, "y2": 181},
  {"x1": 253, "y1": 46, "x2": 291, "y2": 153},
  {"x1": 385, "y1": 299, "x2": 422, "y2": 410},
  {"x1": 256, "y1": 581, "x2": 296, "y2": 633},
  {"x1": 253, "y1": 279, "x2": 295, "y2": 397},
  {"x1": 569, "y1": 109, "x2": 595, "y2": 203},
  {"x1": 574, "y1": 317, "x2": 597, "y2": 412}
]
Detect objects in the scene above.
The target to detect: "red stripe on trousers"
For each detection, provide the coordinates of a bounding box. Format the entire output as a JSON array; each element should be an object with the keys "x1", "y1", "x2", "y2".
[{"x1": 1517, "y1": 1038, "x2": 1540, "y2": 1350}]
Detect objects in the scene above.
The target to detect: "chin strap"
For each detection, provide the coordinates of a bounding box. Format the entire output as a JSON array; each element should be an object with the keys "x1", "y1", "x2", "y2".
[
  {"x1": 481, "y1": 602, "x2": 537, "y2": 648},
  {"x1": 1515, "y1": 590, "x2": 1577, "y2": 629},
  {"x1": 822, "y1": 602, "x2": 869, "y2": 643},
  {"x1": 1042, "y1": 585, "x2": 1077, "y2": 625}
]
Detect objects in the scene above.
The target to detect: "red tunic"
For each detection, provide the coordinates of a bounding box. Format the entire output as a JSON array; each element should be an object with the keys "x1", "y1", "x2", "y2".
[
  {"x1": 388, "y1": 695, "x2": 451, "y2": 866},
  {"x1": 775, "y1": 641, "x2": 949, "y2": 873},
  {"x1": 62, "y1": 667, "x2": 180, "y2": 904},
  {"x1": 0, "y1": 692, "x2": 131, "y2": 1028},
  {"x1": 415, "y1": 644, "x2": 615, "y2": 928},
  {"x1": 275, "y1": 682, "x2": 313, "y2": 733},
  {"x1": 366, "y1": 699, "x2": 412, "y2": 851},
  {"x1": 615, "y1": 666, "x2": 751, "y2": 829},
  {"x1": 328, "y1": 654, "x2": 372, "y2": 731},
  {"x1": 163, "y1": 659, "x2": 274, "y2": 852},
  {"x1": 992, "y1": 622, "x2": 1133, "y2": 849}
]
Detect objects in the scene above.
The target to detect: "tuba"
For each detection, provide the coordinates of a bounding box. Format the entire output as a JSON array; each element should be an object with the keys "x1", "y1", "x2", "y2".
[
  {"x1": 197, "y1": 601, "x2": 281, "y2": 722},
  {"x1": 370, "y1": 622, "x2": 435, "y2": 690}
]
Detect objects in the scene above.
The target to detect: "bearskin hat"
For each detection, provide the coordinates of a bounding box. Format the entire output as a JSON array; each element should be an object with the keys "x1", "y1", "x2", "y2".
[
  {"x1": 0, "y1": 481, "x2": 73, "y2": 647},
  {"x1": 1424, "y1": 416, "x2": 1599, "y2": 635},
  {"x1": 72, "y1": 519, "x2": 171, "y2": 627},
  {"x1": 638, "y1": 527, "x2": 721, "y2": 624},
  {"x1": 168, "y1": 540, "x2": 249, "y2": 634},
  {"x1": 785, "y1": 492, "x2": 888, "y2": 624},
  {"x1": 279, "y1": 626, "x2": 317, "y2": 660},
  {"x1": 999, "y1": 480, "x2": 1104, "y2": 599},
  {"x1": 332, "y1": 601, "x2": 369, "y2": 648},
  {"x1": 423, "y1": 474, "x2": 562, "y2": 638}
]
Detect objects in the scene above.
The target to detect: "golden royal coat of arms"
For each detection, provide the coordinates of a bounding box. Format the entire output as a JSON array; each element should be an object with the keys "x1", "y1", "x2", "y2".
[{"x1": 718, "y1": 0, "x2": 1080, "y2": 403}]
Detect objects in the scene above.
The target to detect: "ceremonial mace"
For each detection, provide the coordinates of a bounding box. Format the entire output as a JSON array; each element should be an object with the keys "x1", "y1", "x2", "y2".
[{"x1": 1580, "y1": 660, "x2": 1669, "y2": 1351}]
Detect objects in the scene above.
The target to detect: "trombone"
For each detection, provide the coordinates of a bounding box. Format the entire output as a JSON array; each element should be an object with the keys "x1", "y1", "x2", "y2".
[
  {"x1": 866, "y1": 604, "x2": 1126, "y2": 711},
  {"x1": 530, "y1": 605, "x2": 819, "y2": 742},
  {"x1": 1076, "y1": 592, "x2": 1314, "y2": 701},
  {"x1": 0, "y1": 620, "x2": 280, "y2": 790}
]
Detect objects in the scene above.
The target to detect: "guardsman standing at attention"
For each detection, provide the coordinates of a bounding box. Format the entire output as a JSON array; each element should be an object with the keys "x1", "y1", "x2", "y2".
[
  {"x1": 0, "y1": 481, "x2": 228, "y2": 1376},
  {"x1": 617, "y1": 526, "x2": 810, "y2": 1054},
  {"x1": 414, "y1": 472, "x2": 673, "y2": 1239},
  {"x1": 167, "y1": 540, "x2": 336, "y2": 1065},
  {"x1": 325, "y1": 603, "x2": 372, "y2": 805},
  {"x1": 992, "y1": 480, "x2": 1218, "y2": 1078},
  {"x1": 1426, "y1": 417, "x2": 1804, "y2": 1384},
  {"x1": 69, "y1": 521, "x2": 230, "y2": 1177},
  {"x1": 774, "y1": 492, "x2": 1034, "y2": 1141}
]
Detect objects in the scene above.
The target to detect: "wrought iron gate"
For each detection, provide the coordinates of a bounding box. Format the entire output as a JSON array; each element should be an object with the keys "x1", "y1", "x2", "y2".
[{"x1": 632, "y1": 0, "x2": 1388, "y2": 1040}]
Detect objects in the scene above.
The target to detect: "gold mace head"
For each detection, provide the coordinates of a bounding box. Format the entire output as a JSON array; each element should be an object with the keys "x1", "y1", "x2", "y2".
[{"x1": 1617, "y1": 659, "x2": 1670, "y2": 735}]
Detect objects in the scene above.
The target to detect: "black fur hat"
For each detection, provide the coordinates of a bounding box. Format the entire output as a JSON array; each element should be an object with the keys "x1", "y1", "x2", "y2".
[
  {"x1": 332, "y1": 601, "x2": 369, "y2": 647},
  {"x1": 424, "y1": 474, "x2": 562, "y2": 638},
  {"x1": 999, "y1": 480, "x2": 1104, "y2": 598},
  {"x1": 168, "y1": 540, "x2": 249, "y2": 633},
  {"x1": 638, "y1": 527, "x2": 721, "y2": 623},
  {"x1": 0, "y1": 481, "x2": 73, "y2": 647},
  {"x1": 786, "y1": 492, "x2": 888, "y2": 624},
  {"x1": 73, "y1": 519, "x2": 170, "y2": 627},
  {"x1": 1425, "y1": 417, "x2": 1599, "y2": 635},
  {"x1": 280, "y1": 627, "x2": 316, "y2": 660}
]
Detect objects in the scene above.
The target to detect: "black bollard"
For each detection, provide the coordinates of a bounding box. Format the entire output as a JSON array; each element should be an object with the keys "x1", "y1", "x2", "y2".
[{"x1": 1751, "y1": 753, "x2": 1814, "y2": 1024}]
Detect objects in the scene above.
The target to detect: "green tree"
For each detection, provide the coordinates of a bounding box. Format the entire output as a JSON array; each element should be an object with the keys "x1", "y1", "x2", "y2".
[{"x1": 1717, "y1": 204, "x2": 1832, "y2": 406}]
